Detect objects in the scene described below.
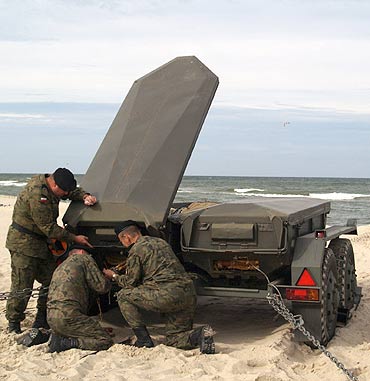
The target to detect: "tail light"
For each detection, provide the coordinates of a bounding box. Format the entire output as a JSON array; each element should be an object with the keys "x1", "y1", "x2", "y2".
[
  {"x1": 286, "y1": 288, "x2": 319, "y2": 301},
  {"x1": 315, "y1": 230, "x2": 326, "y2": 239}
]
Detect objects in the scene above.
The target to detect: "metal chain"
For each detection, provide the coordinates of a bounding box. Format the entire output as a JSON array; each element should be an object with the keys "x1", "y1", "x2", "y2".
[
  {"x1": 0, "y1": 286, "x2": 49, "y2": 301},
  {"x1": 267, "y1": 290, "x2": 358, "y2": 381}
]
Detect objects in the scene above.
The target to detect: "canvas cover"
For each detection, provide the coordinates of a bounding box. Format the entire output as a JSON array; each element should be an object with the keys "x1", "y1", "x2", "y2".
[
  {"x1": 170, "y1": 198, "x2": 330, "y2": 224},
  {"x1": 192, "y1": 198, "x2": 331, "y2": 225}
]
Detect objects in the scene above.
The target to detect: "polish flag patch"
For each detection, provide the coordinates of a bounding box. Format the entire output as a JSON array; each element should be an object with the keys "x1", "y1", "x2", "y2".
[{"x1": 40, "y1": 197, "x2": 48, "y2": 204}]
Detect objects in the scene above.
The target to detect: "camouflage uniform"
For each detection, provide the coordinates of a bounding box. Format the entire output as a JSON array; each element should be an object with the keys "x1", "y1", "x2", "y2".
[
  {"x1": 116, "y1": 236, "x2": 197, "y2": 349},
  {"x1": 6, "y1": 174, "x2": 86, "y2": 323},
  {"x1": 47, "y1": 252, "x2": 113, "y2": 351}
]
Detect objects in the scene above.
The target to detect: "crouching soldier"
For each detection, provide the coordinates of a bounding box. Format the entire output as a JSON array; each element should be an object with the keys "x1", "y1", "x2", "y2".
[
  {"x1": 103, "y1": 220, "x2": 215, "y2": 354},
  {"x1": 47, "y1": 244, "x2": 113, "y2": 353}
]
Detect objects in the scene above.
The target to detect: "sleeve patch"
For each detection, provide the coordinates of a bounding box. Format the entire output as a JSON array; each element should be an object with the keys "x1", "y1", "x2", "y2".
[{"x1": 39, "y1": 196, "x2": 49, "y2": 204}]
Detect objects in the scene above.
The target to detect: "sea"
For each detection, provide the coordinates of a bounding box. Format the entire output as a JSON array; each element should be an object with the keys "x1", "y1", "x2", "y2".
[{"x1": 1, "y1": 174, "x2": 370, "y2": 226}]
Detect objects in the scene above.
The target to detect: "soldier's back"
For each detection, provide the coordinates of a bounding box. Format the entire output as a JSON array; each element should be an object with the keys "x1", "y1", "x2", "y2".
[
  {"x1": 131, "y1": 236, "x2": 192, "y2": 285},
  {"x1": 47, "y1": 254, "x2": 92, "y2": 316}
]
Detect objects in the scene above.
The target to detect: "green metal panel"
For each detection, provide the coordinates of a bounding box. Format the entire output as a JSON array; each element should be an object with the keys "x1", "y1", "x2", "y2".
[
  {"x1": 291, "y1": 235, "x2": 326, "y2": 286},
  {"x1": 211, "y1": 223, "x2": 255, "y2": 240},
  {"x1": 63, "y1": 56, "x2": 219, "y2": 230}
]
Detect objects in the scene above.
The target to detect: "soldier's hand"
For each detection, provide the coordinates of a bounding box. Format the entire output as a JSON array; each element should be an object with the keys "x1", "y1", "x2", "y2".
[
  {"x1": 74, "y1": 235, "x2": 93, "y2": 248},
  {"x1": 83, "y1": 194, "x2": 97, "y2": 206},
  {"x1": 103, "y1": 268, "x2": 115, "y2": 280}
]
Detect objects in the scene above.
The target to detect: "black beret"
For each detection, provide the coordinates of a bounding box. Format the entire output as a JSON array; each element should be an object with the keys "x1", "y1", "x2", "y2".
[
  {"x1": 68, "y1": 243, "x2": 95, "y2": 254},
  {"x1": 114, "y1": 220, "x2": 141, "y2": 236},
  {"x1": 53, "y1": 168, "x2": 77, "y2": 192}
]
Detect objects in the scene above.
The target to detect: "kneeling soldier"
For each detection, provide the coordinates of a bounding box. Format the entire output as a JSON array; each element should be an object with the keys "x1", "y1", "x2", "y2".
[
  {"x1": 47, "y1": 244, "x2": 113, "y2": 352},
  {"x1": 103, "y1": 220, "x2": 215, "y2": 354}
]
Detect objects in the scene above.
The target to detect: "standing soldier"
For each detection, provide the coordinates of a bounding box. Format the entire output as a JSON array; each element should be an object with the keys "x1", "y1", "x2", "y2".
[
  {"x1": 6, "y1": 168, "x2": 97, "y2": 334},
  {"x1": 47, "y1": 244, "x2": 113, "y2": 353},
  {"x1": 103, "y1": 220, "x2": 215, "y2": 354}
]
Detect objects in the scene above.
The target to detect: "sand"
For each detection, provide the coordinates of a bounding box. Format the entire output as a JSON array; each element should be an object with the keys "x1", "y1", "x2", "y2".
[{"x1": 0, "y1": 195, "x2": 369, "y2": 381}]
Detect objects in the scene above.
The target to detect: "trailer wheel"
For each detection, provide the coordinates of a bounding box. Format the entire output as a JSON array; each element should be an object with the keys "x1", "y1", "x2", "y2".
[
  {"x1": 328, "y1": 238, "x2": 357, "y2": 311},
  {"x1": 320, "y1": 248, "x2": 339, "y2": 345}
]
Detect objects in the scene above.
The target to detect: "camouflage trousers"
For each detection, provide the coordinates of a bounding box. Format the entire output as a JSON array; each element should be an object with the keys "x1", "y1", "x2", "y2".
[
  {"x1": 47, "y1": 308, "x2": 113, "y2": 351},
  {"x1": 6, "y1": 250, "x2": 56, "y2": 323},
  {"x1": 117, "y1": 281, "x2": 197, "y2": 349}
]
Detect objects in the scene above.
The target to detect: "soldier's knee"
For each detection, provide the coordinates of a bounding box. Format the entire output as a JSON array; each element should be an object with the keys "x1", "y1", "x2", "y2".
[{"x1": 117, "y1": 297, "x2": 132, "y2": 313}]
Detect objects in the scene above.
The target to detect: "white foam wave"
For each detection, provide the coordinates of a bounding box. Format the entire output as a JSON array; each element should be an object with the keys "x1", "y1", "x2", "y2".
[
  {"x1": 236, "y1": 193, "x2": 308, "y2": 198},
  {"x1": 309, "y1": 192, "x2": 368, "y2": 200},
  {"x1": 0, "y1": 180, "x2": 27, "y2": 187},
  {"x1": 235, "y1": 191, "x2": 369, "y2": 200},
  {"x1": 234, "y1": 188, "x2": 265, "y2": 193}
]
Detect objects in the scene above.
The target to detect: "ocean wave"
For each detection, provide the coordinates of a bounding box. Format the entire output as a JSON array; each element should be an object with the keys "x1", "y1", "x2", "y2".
[
  {"x1": 0, "y1": 180, "x2": 27, "y2": 187},
  {"x1": 236, "y1": 193, "x2": 309, "y2": 198},
  {"x1": 309, "y1": 192, "x2": 369, "y2": 200},
  {"x1": 234, "y1": 191, "x2": 370, "y2": 200},
  {"x1": 234, "y1": 188, "x2": 265, "y2": 193}
]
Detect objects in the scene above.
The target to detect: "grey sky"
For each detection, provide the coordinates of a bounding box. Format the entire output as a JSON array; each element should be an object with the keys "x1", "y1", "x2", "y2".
[{"x1": 0, "y1": 0, "x2": 370, "y2": 177}]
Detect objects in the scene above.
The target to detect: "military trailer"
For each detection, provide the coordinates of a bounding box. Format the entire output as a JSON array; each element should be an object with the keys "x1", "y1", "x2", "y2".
[{"x1": 63, "y1": 56, "x2": 361, "y2": 345}]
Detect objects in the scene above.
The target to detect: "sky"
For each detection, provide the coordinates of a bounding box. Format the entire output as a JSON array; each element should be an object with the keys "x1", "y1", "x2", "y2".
[{"x1": 0, "y1": 0, "x2": 370, "y2": 177}]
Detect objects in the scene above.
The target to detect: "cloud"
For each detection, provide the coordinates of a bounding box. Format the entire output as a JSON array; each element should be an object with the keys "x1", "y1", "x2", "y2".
[
  {"x1": 2, "y1": 1, "x2": 370, "y2": 42},
  {"x1": 1, "y1": 1, "x2": 370, "y2": 177},
  {"x1": 0, "y1": 101, "x2": 369, "y2": 176},
  {"x1": 1, "y1": 0, "x2": 370, "y2": 108},
  {"x1": 0, "y1": 112, "x2": 45, "y2": 118},
  {"x1": 214, "y1": 101, "x2": 370, "y2": 117}
]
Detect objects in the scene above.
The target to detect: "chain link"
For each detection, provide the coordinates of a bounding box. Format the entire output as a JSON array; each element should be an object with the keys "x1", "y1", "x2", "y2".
[
  {"x1": 267, "y1": 290, "x2": 358, "y2": 381},
  {"x1": 0, "y1": 286, "x2": 49, "y2": 301}
]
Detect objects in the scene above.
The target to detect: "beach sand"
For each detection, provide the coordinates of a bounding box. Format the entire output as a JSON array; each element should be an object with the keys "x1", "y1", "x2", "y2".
[{"x1": 0, "y1": 195, "x2": 369, "y2": 381}]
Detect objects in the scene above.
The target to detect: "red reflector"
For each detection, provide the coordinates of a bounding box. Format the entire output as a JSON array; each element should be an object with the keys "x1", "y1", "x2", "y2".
[
  {"x1": 315, "y1": 230, "x2": 326, "y2": 238},
  {"x1": 296, "y1": 268, "x2": 316, "y2": 286},
  {"x1": 286, "y1": 288, "x2": 319, "y2": 301}
]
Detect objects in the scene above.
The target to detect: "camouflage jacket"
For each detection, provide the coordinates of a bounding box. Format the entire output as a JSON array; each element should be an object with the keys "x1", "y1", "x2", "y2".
[
  {"x1": 115, "y1": 236, "x2": 193, "y2": 289},
  {"x1": 47, "y1": 253, "x2": 111, "y2": 316},
  {"x1": 6, "y1": 174, "x2": 86, "y2": 258}
]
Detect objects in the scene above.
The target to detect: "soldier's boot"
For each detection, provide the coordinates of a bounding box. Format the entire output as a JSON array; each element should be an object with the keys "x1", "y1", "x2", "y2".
[
  {"x1": 132, "y1": 326, "x2": 154, "y2": 348},
  {"x1": 48, "y1": 334, "x2": 79, "y2": 353},
  {"x1": 18, "y1": 328, "x2": 51, "y2": 347},
  {"x1": 8, "y1": 321, "x2": 21, "y2": 334},
  {"x1": 32, "y1": 309, "x2": 50, "y2": 329},
  {"x1": 189, "y1": 325, "x2": 216, "y2": 354}
]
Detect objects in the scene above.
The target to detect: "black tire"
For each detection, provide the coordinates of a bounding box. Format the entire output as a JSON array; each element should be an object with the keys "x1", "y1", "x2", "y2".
[
  {"x1": 328, "y1": 238, "x2": 357, "y2": 311},
  {"x1": 320, "y1": 248, "x2": 339, "y2": 345}
]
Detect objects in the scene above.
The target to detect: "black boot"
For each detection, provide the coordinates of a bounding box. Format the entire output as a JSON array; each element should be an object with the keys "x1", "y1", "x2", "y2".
[
  {"x1": 32, "y1": 309, "x2": 50, "y2": 329},
  {"x1": 189, "y1": 325, "x2": 215, "y2": 354},
  {"x1": 132, "y1": 326, "x2": 154, "y2": 348},
  {"x1": 8, "y1": 321, "x2": 21, "y2": 334},
  {"x1": 19, "y1": 328, "x2": 51, "y2": 347},
  {"x1": 48, "y1": 334, "x2": 79, "y2": 353}
]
